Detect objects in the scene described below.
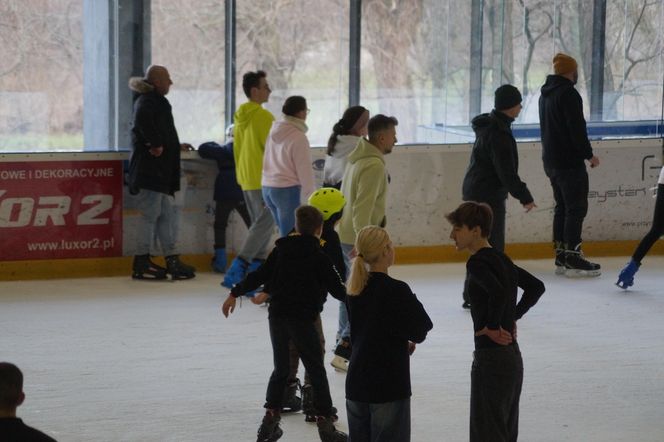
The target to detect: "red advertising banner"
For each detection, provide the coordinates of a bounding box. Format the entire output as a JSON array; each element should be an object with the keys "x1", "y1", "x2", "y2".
[{"x1": 0, "y1": 160, "x2": 123, "y2": 260}]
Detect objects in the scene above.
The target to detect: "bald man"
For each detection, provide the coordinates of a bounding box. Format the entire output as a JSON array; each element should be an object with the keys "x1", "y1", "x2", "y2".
[{"x1": 128, "y1": 65, "x2": 196, "y2": 280}]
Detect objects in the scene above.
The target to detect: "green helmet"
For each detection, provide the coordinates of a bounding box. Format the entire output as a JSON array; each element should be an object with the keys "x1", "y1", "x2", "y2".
[{"x1": 308, "y1": 187, "x2": 346, "y2": 221}]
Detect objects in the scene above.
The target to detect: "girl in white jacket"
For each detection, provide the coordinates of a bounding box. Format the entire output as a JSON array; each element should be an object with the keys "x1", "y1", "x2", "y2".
[{"x1": 323, "y1": 106, "x2": 370, "y2": 188}]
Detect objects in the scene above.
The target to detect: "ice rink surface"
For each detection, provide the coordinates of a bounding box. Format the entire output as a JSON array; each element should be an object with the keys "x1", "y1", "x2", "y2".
[{"x1": 1, "y1": 256, "x2": 663, "y2": 442}]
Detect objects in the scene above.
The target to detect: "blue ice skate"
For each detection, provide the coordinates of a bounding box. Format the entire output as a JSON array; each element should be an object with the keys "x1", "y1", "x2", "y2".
[
  {"x1": 222, "y1": 256, "x2": 249, "y2": 288},
  {"x1": 616, "y1": 260, "x2": 640, "y2": 289}
]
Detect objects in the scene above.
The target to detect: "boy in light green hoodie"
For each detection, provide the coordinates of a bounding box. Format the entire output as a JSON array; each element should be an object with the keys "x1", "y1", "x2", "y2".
[
  {"x1": 222, "y1": 70, "x2": 277, "y2": 289},
  {"x1": 334, "y1": 114, "x2": 398, "y2": 370}
]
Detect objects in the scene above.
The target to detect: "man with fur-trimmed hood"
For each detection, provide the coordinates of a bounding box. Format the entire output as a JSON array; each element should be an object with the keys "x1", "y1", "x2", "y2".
[{"x1": 128, "y1": 65, "x2": 196, "y2": 281}]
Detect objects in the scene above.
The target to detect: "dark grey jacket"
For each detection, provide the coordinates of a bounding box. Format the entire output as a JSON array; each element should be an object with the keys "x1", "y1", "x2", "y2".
[{"x1": 462, "y1": 110, "x2": 533, "y2": 205}]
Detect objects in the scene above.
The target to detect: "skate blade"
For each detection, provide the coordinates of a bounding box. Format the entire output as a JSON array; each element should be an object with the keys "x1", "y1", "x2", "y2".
[
  {"x1": 555, "y1": 266, "x2": 566, "y2": 276},
  {"x1": 564, "y1": 269, "x2": 601, "y2": 278}
]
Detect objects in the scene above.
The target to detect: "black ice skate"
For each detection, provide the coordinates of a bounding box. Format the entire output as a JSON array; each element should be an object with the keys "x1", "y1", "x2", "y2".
[
  {"x1": 554, "y1": 241, "x2": 566, "y2": 275},
  {"x1": 316, "y1": 416, "x2": 347, "y2": 442},
  {"x1": 280, "y1": 379, "x2": 302, "y2": 413},
  {"x1": 131, "y1": 254, "x2": 167, "y2": 280},
  {"x1": 330, "y1": 339, "x2": 351, "y2": 372},
  {"x1": 302, "y1": 383, "x2": 339, "y2": 423},
  {"x1": 257, "y1": 409, "x2": 283, "y2": 442},
  {"x1": 165, "y1": 255, "x2": 196, "y2": 280},
  {"x1": 564, "y1": 244, "x2": 601, "y2": 278}
]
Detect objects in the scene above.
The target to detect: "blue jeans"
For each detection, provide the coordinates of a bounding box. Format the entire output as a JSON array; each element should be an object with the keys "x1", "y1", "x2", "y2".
[
  {"x1": 262, "y1": 185, "x2": 301, "y2": 237},
  {"x1": 338, "y1": 242, "x2": 354, "y2": 341},
  {"x1": 346, "y1": 398, "x2": 411, "y2": 442},
  {"x1": 238, "y1": 189, "x2": 275, "y2": 261},
  {"x1": 135, "y1": 189, "x2": 177, "y2": 256}
]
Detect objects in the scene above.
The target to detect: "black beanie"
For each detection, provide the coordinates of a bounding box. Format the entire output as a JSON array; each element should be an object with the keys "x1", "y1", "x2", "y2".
[{"x1": 494, "y1": 85, "x2": 522, "y2": 111}]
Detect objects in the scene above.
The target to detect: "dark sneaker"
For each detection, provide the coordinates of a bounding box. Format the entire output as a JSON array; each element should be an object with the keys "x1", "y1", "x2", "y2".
[
  {"x1": 316, "y1": 416, "x2": 347, "y2": 442},
  {"x1": 280, "y1": 379, "x2": 302, "y2": 413},
  {"x1": 257, "y1": 410, "x2": 283, "y2": 442},
  {"x1": 554, "y1": 241, "x2": 565, "y2": 275}
]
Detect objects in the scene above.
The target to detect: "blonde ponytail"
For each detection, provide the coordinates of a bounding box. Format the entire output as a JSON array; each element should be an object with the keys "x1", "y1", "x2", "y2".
[{"x1": 347, "y1": 226, "x2": 391, "y2": 296}]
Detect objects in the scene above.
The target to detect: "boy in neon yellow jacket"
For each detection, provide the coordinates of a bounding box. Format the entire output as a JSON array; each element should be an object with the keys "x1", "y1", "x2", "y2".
[{"x1": 223, "y1": 70, "x2": 277, "y2": 289}]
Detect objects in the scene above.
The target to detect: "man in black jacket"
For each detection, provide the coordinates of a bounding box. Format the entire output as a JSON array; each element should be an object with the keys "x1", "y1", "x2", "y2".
[
  {"x1": 463, "y1": 84, "x2": 536, "y2": 253},
  {"x1": 461, "y1": 84, "x2": 536, "y2": 309},
  {"x1": 128, "y1": 65, "x2": 196, "y2": 280},
  {"x1": 539, "y1": 53, "x2": 601, "y2": 277}
]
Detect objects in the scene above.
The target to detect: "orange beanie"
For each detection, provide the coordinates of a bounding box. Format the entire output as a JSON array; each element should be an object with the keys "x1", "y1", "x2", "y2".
[{"x1": 553, "y1": 53, "x2": 578, "y2": 75}]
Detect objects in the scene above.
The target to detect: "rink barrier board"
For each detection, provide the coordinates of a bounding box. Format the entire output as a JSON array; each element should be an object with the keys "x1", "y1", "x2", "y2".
[
  {"x1": 1, "y1": 240, "x2": 662, "y2": 281},
  {"x1": 1, "y1": 138, "x2": 662, "y2": 279}
]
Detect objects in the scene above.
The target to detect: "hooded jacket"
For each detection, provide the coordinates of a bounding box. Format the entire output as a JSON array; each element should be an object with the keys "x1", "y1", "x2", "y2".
[
  {"x1": 128, "y1": 77, "x2": 181, "y2": 195},
  {"x1": 539, "y1": 75, "x2": 594, "y2": 170},
  {"x1": 197, "y1": 141, "x2": 243, "y2": 202},
  {"x1": 233, "y1": 101, "x2": 275, "y2": 191},
  {"x1": 338, "y1": 138, "x2": 388, "y2": 244},
  {"x1": 262, "y1": 116, "x2": 315, "y2": 198},
  {"x1": 323, "y1": 135, "x2": 361, "y2": 186},
  {"x1": 230, "y1": 234, "x2": 346, "y2": 320},
  {"x1": 462, "y1": 110, "x2": 533, "y2": 205}
]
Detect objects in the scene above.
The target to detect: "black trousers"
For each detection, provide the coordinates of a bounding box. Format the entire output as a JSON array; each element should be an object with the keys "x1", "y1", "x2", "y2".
[
  {"x1": 213, "y1": 199, "x2": 250, "y2": 249},
  {"x1": 633, "y1": 183, "x2": 664, "y2": 263},
  {"x1": 546, "y1": 168, "x2": 589, "y2": 248},
  {"x1": 265, "y1": 316, "x2": 333, "y2": 416},
  {"x1": 470, "y1": 344, "x2": 523, "y2": 442}
]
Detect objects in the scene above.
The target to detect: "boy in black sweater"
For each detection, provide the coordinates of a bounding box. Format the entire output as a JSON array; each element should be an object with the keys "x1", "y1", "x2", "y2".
[
  {"x1": 446, "y1": 201, "x2": 545, "y2": 442},
  {"x1": 222, "y1": 205, "x2": 348, "y2": 442}
]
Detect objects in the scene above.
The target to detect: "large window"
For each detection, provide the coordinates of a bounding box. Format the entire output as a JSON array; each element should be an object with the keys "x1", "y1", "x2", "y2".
[
  {"x1": 151, "y1": 0, "x2": 226, "y2": 147},
  {"x1": 235, "y1": 0, "x2": 349, "y2": 146},
  {"x1": 0, "y1": 0, "x2": 83, "y2": 152},
  {"x1": 0, "y1": 0, "x2": 662, "y2": 152}
]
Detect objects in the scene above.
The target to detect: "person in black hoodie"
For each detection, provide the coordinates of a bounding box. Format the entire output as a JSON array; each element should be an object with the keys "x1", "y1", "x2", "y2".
[
  {"x1": 446, "y1": 202, "x2": 544, "y2": 442},
  {"x1": 462, "y1": 84, "x2": 536, "y2": 253},
  {"x1": 128, "y1": 65, "x2": 195, "y2": 280},
  {"x1": 0, "y1": 362, "x2": 57, "y2": 442},
  {"x1": 539, "y1": 53, "x2": 601, "y2": 277},
  {"x1": 345, "y1": 226, "x2": 433, "y2": 442},
  {"x1": 222, "y1": 205, "x2": 348, "y2": 442}
]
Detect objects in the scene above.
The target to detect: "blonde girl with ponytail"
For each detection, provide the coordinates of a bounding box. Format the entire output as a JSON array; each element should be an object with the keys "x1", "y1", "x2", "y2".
[{"x1": 344, "y1": 226, "x2": 433, "y2": 442}]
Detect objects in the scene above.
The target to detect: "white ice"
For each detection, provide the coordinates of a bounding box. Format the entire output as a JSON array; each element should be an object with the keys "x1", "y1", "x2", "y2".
[{"x1": 1, "y1": 257, "x2": 663, "y2": 442}]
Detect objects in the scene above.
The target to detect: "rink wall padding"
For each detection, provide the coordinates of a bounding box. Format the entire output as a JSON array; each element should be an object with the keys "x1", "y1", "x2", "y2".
[{"x1": 0, "y1": 138, "x2": 662, "y2": 280}]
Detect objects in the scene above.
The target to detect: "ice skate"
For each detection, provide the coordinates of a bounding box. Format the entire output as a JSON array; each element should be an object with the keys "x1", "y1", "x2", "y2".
[
  {"x1": 257, "y1": 409, "x2": 283, "y2": 442},
  {"x1": 330, "y1": 339, "x2": 351, "y2": 372},
  {"x1": 280, "y1": 379, "x2": 302, "y2": 413},
  {"x1": 302, "y1": 384, "x2": 338, "y2": 423},
  {"x1": 212, "y1": 248, "x2": 227, "y2": 273},
  {"x1": 316, "y1": 416, "x2": 347, "y2": 442},
  {"x1": 563, "y1": 244, "x2": 601, "y2": 278},
  {"x1": 131, "y1": 254, "x2": 167, "y2": 280},
  {"x1": 554, "y1": 241, "x2": 566, "y2": 275},
  {"x1": 616, "y1": 260, "x2": 640, "y2": 289},
  {"x1": 165, "y1": 255, "x2": 196, "y2": 280},
  {"x1": 222, "y1": 256, "x2": 249, "y2": 288}
]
